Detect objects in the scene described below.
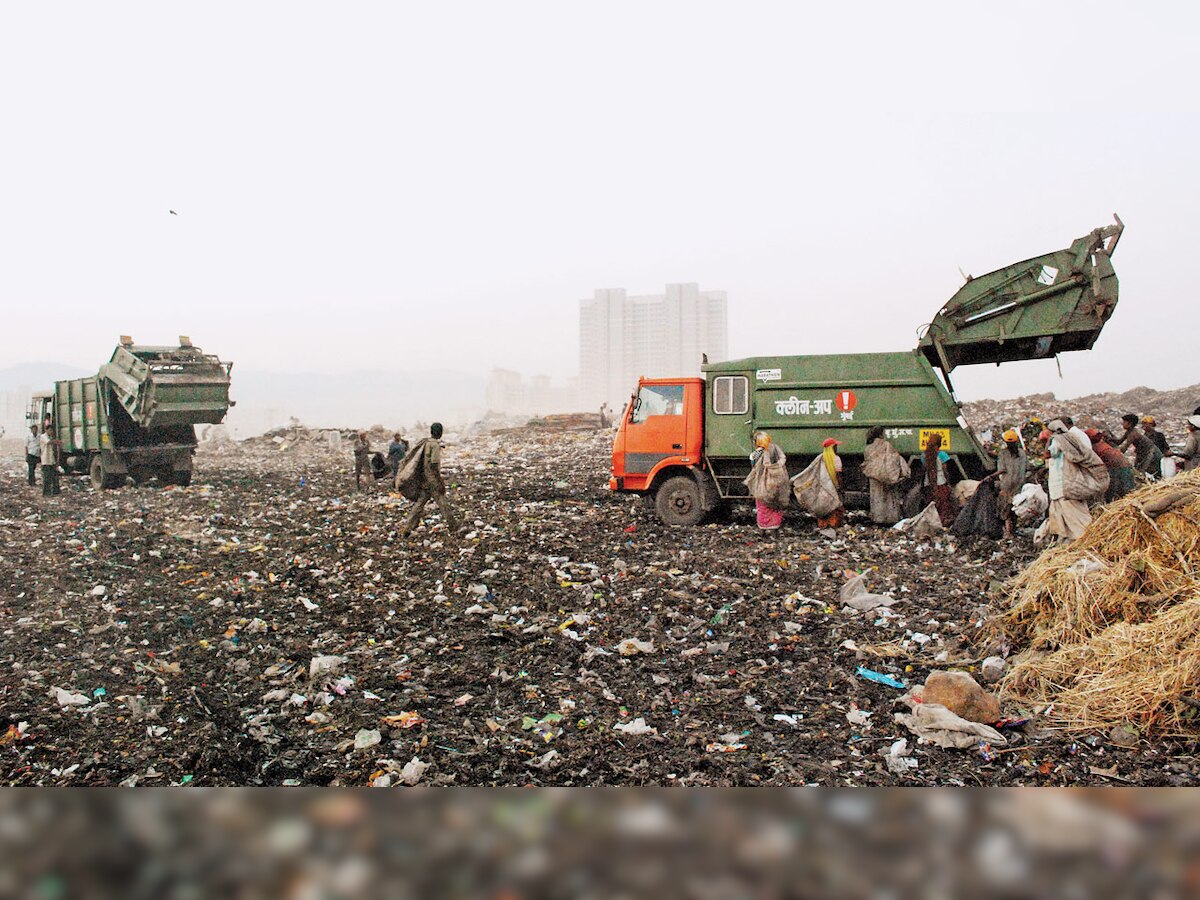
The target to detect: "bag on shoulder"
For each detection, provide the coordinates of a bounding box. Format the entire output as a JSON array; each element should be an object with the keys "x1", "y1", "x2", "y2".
[
  {"x1": 791, "y1": 456, "x2": 841, "y2": 517},
  {"x1": 394, "y1": 439, "x2": 429, "y2": 500},
  {"x1": 863, "y1": 441, "x2": 909, "y2": 486}
]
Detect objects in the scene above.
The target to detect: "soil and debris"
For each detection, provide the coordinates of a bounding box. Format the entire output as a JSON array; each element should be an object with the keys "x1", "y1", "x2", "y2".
[{"x1": 2, "y1": 424, "x2": 1198, "y2": 786}]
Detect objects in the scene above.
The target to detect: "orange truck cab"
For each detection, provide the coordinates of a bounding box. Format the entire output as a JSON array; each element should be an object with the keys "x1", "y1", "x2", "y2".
[{"x1": 609, "y1": 377, "x2": 719, "y2": 524}]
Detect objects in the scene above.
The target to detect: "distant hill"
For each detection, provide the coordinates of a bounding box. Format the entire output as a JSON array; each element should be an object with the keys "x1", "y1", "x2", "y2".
[{"x1": 963, "y1": 383, "x2": 1200, "y2": 438}]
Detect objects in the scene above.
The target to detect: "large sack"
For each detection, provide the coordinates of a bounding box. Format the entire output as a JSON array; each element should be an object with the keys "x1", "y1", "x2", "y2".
[
  {"x1": 791, "y1": 456, "x2": 840, "y2": 517},
  {"x1": 1055, "y1": 432, "x2": 1110, "y2": 501},
  {"x1": 393, "y1": 439, "x2": 430, "y2": 500},
  {"x1": 950, "y1": 479, "x2": 1004, "y2": 539},
  {"x1": 863, "y1": 440, "x2": 910, "y2": 486},
  {"x1": 743, "y1": 450, "x2": 791, "y2": 510}
]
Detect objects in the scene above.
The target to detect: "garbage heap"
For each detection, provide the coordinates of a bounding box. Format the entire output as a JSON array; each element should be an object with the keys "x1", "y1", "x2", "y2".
[{"x1": 992, "y1": 469, "x2": 1200, "y2": 734}]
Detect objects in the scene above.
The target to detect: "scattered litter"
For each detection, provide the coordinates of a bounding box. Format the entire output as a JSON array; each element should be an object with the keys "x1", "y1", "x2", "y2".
[
  {"x1": 615, "y1": 638, "x2": 655, "y2": 656},
  {"x1": 354, "y1": 729, "x2": 382, "y2": 750},
  {"x1": 855, "y1": 666, "x2": 906, "y2": 689}
]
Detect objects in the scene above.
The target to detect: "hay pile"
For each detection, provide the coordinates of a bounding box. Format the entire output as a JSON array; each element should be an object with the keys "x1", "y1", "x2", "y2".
[{"x1": 993, "y1": 469, "x2": 1200, "y2": 734}]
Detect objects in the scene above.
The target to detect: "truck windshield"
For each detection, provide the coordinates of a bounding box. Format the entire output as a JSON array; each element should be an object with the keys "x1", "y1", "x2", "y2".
[{"x1": 631, "y1": 384, "x2": 684, "y2": 424}]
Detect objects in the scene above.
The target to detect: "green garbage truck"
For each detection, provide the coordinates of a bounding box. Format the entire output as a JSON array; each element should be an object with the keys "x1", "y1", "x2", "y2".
[
  {"x1": 28, "y1": 336, "x2": 234, "y2": 489},
  {"x1": 610, "y1": 217, "x2": 1124, "y2": 524}
]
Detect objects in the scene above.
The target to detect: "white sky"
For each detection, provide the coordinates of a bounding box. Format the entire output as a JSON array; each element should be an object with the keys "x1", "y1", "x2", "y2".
[{"x1": 2, "y1": 2, "x2": 1197, "y2": 402}]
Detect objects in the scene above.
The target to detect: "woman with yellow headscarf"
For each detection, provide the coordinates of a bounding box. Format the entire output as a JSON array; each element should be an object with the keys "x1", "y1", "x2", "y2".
[{"x1": 816, "y1": 438, "x2": 845, "y2": 530}]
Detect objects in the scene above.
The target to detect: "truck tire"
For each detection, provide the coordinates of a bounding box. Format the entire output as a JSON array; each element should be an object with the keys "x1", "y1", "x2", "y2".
[
  {"x1": 170, "y1": 470, "x2": 193, "y2": 487},
  {"x1": 89, "y1": 456, "x2": 124, "y2": 490},
  {"x1": 655, "y1": 475, "x2": 707, "y2": 526}
]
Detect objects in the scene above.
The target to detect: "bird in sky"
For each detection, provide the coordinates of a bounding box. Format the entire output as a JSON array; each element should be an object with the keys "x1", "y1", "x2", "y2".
[{"x1": 169, "y1": 209, "x2": 177, "y2": 216}]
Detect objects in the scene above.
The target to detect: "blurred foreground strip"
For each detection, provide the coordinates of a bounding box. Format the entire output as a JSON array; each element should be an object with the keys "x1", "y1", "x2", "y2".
[{"x1": 1, "y1": 789, "x2": 1198, "y2": 898}]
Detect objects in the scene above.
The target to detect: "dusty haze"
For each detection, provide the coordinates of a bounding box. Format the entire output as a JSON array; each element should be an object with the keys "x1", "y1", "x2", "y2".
[{"x1": 2, "y1": 2, "x2": 1197, "y2": 431}]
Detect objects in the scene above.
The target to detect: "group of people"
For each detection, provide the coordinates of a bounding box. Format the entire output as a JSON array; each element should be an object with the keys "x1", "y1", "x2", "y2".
[
  {"x1": 351, "y1": 424, "x2": 460, "y2": 538},
  {"x1": 23, "y1": 422, "x2": 61, "y2": 497},
  {"x1": 742, "y1": 408, "x2": 1200, "y2": 541}
]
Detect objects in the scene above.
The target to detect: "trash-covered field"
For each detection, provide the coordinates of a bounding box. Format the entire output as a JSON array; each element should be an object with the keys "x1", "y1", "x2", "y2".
[{"x1": 2, "y1": 430, "x2": 1198, "y2": 785}]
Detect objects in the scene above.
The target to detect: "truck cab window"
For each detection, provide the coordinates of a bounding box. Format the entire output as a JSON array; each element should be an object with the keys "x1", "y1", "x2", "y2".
[
  {"x1": 713, "y1": 376, "x2": 748, "y2": 415},
  {"x1": 631, "y1": 384, "x2": 685, "y2": 424}
]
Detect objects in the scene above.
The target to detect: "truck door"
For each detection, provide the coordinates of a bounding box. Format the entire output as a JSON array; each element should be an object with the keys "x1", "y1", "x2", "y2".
[{"x1": 620, "y1": 381, "x2": 689, "y2": 491}]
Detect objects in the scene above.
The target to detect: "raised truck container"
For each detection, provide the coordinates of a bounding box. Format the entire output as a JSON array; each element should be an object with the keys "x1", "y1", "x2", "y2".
[
  {"x1": 611, "y1": 217, "x2": 1124, "y2": 524},
  {"x1": 28, "y1": 336, "x2": 233, "y2": 489}
]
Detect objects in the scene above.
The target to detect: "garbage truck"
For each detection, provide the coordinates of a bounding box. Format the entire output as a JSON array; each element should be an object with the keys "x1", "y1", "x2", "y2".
[
  {"x1": 28, "y1": 336, "x2": 233, "y2": 489},
  {"x1": 610, "y1": 217, "x2": 1124, "y2": 524}
]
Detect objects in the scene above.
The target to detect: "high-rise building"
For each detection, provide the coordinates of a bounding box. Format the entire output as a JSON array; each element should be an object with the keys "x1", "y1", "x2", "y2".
[{"x1": 579, "y1": 283, "x2": 728, "y2": 410}]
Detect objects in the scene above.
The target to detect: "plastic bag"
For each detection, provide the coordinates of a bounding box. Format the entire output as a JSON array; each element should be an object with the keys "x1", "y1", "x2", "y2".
[
  {"x1": 893, "y1": 502, "x2": 944, "y2": 538},
  {"x1": 1012, "y1": 483, "x2": 1048, "y2": 523}
]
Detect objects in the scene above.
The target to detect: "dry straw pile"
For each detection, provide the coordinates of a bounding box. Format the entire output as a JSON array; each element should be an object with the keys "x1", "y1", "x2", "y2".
[{"x1": 994, "y1": 469, "x2": 1200, "y2": 734}]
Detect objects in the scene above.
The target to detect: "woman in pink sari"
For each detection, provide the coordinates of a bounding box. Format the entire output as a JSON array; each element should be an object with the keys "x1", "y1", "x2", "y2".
[{"x1": 748, "y1": 431, "x2": 787, "y2": 529}]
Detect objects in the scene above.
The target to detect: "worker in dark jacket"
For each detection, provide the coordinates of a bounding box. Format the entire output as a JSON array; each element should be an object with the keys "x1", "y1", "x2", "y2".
[
  {"x1": 1140, "y1": 416, "x2": 1169, "y2": 457},
  {"x1": 1116, "y1": 414, "x2": 1163, "y2": 475},
  {"x1": 399, "y1": 422, "x2": 461, "y2": 537},
  {"x1": 387, "y1": 432, "x2": 409, "y2": 474}
]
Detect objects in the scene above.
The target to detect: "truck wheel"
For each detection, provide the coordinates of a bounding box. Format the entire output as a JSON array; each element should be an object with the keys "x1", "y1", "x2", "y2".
[
  {"x1": 169, "y1": 470, "x2": 192, "y2": 487},
  {"x1": 90, "y1": 457, "x2": 124, "y2": 490},
  {"x1": 655, "y1": 476, "x2": 706, "y2": 526}
]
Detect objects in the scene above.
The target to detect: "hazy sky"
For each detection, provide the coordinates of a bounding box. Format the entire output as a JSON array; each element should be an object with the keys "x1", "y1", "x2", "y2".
[{"x1": 2, "y1": 2, "x2": 1197, "y2": 403}]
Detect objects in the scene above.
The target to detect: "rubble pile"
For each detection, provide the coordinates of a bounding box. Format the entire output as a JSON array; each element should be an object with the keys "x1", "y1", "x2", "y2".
[
  {"x1": 964, "y1": 383, "x2": 1200, "y2": 444},
  {"x1": 492, "y1": 412, "x2": 606, "y2": 435},
  {"x1": 2, "y1": 429, "x2": 1197, "y2": 786}
]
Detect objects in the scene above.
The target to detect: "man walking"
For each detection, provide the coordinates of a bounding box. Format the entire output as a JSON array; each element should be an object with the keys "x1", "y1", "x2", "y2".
[
  {"x1": 399, "y1": 422, "x2": 460, "y2": 537},
  {"x1": 40, "y1": 423, "x2": 61, "y2": 497},
  {"x1": 25, "y1": 425, "x2": 41, "y2": 486}
]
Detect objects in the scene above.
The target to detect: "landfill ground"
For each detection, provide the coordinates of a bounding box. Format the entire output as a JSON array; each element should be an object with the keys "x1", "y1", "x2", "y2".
[{"x1": 2, "y1": 428, "x2": 1198, "y2": 786}]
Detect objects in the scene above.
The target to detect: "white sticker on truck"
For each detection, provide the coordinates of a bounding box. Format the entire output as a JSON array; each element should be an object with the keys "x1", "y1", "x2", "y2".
[{"x1": 755, "y1": 368, "x2": 782, "y2": 382}]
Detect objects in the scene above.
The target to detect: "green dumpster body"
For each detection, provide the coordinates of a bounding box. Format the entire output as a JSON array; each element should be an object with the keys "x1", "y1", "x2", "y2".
[
  {"x1": 611, "y1": 218, "x2": 1125, "y2": 518},
  {"x1": 700, "y1": 350, "x2": 984, "y2": 500},
  {"x1": 29, "y1": 340, "x2": 233, "y2": 488}
]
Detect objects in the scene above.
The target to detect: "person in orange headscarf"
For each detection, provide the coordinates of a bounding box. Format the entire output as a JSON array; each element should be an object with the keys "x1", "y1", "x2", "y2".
[
  {"x1": 747, "y1": 431, "x2": 787, "y2": 530},
  {"x1": 816, "y1": 438, "x2": 845, "y2": 529}
]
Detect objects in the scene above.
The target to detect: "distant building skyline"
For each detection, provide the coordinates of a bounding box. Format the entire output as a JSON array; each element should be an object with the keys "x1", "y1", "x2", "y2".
[
  {"x1": 579, "y1": 283, "x2": 728, "y2": 411},
  {"x1": 485, "y1": 368, "x2": 578, "y2": 417}
]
